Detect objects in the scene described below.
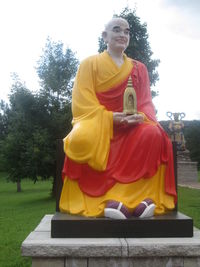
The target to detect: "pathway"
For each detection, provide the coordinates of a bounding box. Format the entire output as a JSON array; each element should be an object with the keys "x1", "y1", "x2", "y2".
[{"x1": 178, "y1": 181, "x2": 200, "y2": 190}]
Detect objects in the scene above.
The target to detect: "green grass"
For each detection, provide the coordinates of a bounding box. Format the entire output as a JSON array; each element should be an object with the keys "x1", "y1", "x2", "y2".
[
  {"x1": 198, "y1": 170, "x2": 200, "y2": 182},
  {"x1": 0, "y1": 173, "x2": 55, "y2": 267},
  {"x1": 0, "y1": 173, "x2": 200, "y2": 267},
  {"x1": 178, "y1": 186, "x2": 200, "y2": 228}
]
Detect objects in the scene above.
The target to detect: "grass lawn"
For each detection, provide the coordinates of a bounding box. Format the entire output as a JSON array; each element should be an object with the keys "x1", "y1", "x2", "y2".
[
  {"x1": 0, "y1": 172, "x2": 200, "y2": 267},
  {"x1": 0, "y1": 173, "x2": 55, "y2": 267},
  {"x1": 178, "y1": 186, "x2": 200, "y2": 228}
]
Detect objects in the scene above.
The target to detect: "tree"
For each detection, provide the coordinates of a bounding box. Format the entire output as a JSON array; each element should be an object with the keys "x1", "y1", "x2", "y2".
[
  {"x1": 1, "y1": 38, "x2": 78, "y2": 193},
  {"x1": 0, "y1": 100, "x2": 9, "y2": 171},
  {"x1": 184, "y1": 120, "x2": 200, "y2": 169},
  {"x1": 1, "y1": 75, "x2": 71, "y2": 192},
  {"x1": 36, "y1": 38, "x2": 79, "y2": 196},
  {"x1": 0, "y1": 100, "x2": 8, "y2": 138},
  {"x1": 37, "y1": 37, "x2": 78, "y2": 103},
  {"x1": 2, "y1": 75, "x2": 38, "y2": 191},
  {"x1": 98, "y1": 7, "x2": 160, "y2": 97}
]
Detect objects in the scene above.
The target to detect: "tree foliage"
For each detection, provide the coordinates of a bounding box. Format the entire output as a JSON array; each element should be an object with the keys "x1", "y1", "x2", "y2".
[
  {"x1": 1, "y1": 39, "x2": 78, "y2": 192},
  {"x1": 0, "y1": 100, "x2": 9, "y2": 170},
  {"x1": 2, "y1": 76, "x2": 38, "y2": 191},
  {"x1": 184, "y1": 121, "x2": 200, "y2": 169},
  {"x1": 98, "y1": 7, "x2": 160, "y2": 97},
  {"x1": 37, "y1": 37, "x2": 78, "y2": 102},
  {"x1": 36, "y1": 38, "x2": 78, "y2": 195},
  {"x1": 0, "y1": 100, "x2": 9, "y2": 138}
]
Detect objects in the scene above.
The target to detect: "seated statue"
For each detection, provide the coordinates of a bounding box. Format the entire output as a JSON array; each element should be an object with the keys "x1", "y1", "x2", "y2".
[{"x1": 59, "y1": 17, "x2": 177, "y2": 219}]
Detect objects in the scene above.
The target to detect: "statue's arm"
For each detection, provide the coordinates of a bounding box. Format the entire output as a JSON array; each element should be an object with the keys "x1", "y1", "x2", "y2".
[{"x1": 65, "y1": 57, "x2": 113, "y2": 171}]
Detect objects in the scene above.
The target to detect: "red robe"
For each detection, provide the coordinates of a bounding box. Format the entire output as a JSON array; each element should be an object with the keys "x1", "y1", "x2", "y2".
[{"x1": 62, "y1": 59, "x2": 177, "y2": 202}]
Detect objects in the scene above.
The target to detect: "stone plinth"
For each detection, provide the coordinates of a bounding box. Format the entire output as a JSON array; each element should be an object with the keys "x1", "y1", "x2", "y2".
[
  {"x1": 178, "y1": 161, "x2": 198, "y2": 182},
  {"x1": 51, "y1": 212, "x2": 193, "y2": 238},
  {"x1": 21, "y1": 215, "x2": 200, "y2": 267}
]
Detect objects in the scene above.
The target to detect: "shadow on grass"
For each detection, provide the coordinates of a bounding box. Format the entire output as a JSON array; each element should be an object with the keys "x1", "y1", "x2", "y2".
[
  {"x1": 22, "y1": 196, "x2": 55, "y2": 206},
  {"x1": 5, "y1": 194, "x2": 56, "y2": 212}
]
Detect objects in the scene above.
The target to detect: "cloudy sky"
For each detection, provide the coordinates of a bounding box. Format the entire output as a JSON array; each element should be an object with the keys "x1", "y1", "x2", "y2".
[{"x1": 0, "y1": 0, "x2": 200, "y2": 120}]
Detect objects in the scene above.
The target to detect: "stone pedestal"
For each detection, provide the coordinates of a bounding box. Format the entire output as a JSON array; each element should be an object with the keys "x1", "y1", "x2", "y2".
[{"x1": 21, "y1": 215, "x2": 200, "y2": 267}]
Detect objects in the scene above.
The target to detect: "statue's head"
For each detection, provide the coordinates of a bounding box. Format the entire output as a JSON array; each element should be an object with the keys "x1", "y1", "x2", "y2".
[
  {"x1": 102, "y1": 17, "x2": 130, "y2": 54},
  {"x1": 173, "y1": 113, "x2": 179, "y2": 121}
]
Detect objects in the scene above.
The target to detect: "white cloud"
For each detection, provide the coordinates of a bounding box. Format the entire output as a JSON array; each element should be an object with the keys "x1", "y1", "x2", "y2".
[{"x1": 161, "y1": 0, "x2": 200, "y2": 39}]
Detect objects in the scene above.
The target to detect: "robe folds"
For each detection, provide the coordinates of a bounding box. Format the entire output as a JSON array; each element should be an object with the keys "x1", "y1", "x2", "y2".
[{"x1": 59, "y1": 51, "x2": 177, "y2": 217}]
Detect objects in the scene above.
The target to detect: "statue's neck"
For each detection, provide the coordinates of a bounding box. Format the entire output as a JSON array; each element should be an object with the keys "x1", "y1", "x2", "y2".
[{"x1": 107, "y1": 49, "x2": 124, "y2": 67}]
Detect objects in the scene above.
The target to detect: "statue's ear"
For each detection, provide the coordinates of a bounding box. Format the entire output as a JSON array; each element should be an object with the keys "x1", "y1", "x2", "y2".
[{"x1": 102, "y1": 31, "x2": 107, "y2": 43}]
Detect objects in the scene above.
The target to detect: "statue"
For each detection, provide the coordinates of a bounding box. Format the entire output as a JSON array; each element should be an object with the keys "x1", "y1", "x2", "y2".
[
  {"x1": 166, "y1": 111, "x2": 198, "y2": 183},
  {"x1": 166, "y1": 112, "x2": 186, "y2": 151},
  {"x1": 59, "y1": 18, "x2": 177, "y2": 220}
]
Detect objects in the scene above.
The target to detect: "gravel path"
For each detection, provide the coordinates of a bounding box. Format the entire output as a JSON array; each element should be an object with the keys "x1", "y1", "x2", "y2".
[{"x1": 178, "y1": 181, "x2": 200, "y2": 190}]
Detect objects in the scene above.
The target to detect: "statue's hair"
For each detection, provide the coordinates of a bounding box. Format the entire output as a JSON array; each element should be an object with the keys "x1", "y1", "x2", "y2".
[{"x1": 104, "y1": 17, "x2": 129, "y2": 31}]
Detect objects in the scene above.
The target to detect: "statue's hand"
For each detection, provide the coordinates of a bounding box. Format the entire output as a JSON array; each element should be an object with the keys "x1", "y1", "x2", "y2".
[
  {"x1": 113, "y1": 112, "x2": 127, "y2": 126},
  {"x1": 113, "y1": 112, "x2": 144, "y2": 127},
  {"x1": 124, "y1": 113, "x2": 144, "y2": 125}
]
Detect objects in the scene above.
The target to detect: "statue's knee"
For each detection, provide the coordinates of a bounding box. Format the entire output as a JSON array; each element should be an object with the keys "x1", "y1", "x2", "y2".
[
  {"x1": 68, "y1": 121, "x2": 94, "y2": 153},
  {"x1": 141, "y1": 124, "x2": 162, "y2": 141}
]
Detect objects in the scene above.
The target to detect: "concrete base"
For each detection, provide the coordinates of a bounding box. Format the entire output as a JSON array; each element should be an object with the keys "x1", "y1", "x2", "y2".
[{"x1": 21, "y1": 215, "x2": 200, "y2": 267}]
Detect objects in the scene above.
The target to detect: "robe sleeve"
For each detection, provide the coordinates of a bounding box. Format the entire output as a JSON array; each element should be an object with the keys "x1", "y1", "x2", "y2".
[{"x1": 63, "y1": 56, "x2": 113, "y2": 171}]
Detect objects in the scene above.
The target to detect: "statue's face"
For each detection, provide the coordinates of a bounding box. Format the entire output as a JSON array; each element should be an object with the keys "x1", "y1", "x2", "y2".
[
  {"x1": 174, "y1": 113, "x2": 179, "y2": 121},
  {"x1": 103, "y1": 18, "x2": 130, "y2": 53}
]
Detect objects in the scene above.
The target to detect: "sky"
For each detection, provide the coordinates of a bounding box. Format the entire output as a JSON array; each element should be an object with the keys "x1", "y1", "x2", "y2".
[{"x1": 0, "y1": 0, "x2": 200, "y2": 121}]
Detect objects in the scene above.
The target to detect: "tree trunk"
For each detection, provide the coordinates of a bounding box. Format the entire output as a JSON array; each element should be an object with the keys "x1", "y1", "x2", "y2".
[
  {"x1": 51, "y1": 174, "x2": 56, "y2": 198},
  {"x1": 17, "y1": 179, "x2": 22, "y2": 192},
  {"x1": 51, "y1": 139, "x2": 65, "y2": 202}
]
